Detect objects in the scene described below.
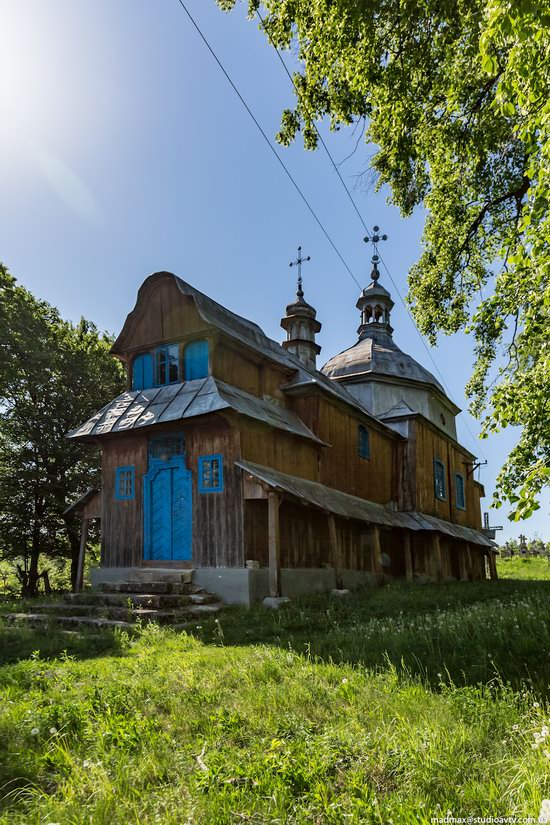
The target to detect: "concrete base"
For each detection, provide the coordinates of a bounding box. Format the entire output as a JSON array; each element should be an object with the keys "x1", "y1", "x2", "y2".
[
  {"x1": 263, "y1": 596, "x2": 291, "y2": 610},
  {"x1": 91, "y1": 566, "x2": 378, "y2": 606},
  {"x1": 192, "y1": 567, "x2": 376, "y2": 606}
]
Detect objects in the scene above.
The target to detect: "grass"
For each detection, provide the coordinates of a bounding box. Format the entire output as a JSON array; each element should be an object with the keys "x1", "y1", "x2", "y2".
[{"x1": 0, "y1": 558, "x2": 548, "y2": 823}]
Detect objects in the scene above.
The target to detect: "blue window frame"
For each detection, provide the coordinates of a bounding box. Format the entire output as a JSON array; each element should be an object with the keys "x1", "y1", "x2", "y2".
[
  {"x1": 185, "y1": 339, "x2": 209, "y2": 381},
  {"x1": 132, "y1": 352, "x2": 153, "y2": 391},
  {"x1": 358, "y1": 425, "x2": 370, "y2": 459},
  {"x1": 155, "y1": 344, "x2": 180, "y2": 386},
  {"x1": 198, "y1": 454, "x2": 223, "y2": 493},
  {"x1": 115, "y1": 465, "x2": 135, "y2": 500},
  {"x1": 434, "y1": 459, "x2": 446, "y2": 501},
  {"x1": 455, "y1": 473, "x2": 466, "y2": 510}
]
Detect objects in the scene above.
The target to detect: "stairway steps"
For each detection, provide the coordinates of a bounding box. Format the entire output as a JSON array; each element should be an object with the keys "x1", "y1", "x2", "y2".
[
  {"x1": 6, "y1": 577, "x2": 223, "y2": 630},
  {"x1": 63, "y1": 592, "x2": 193, "y2": 609}
]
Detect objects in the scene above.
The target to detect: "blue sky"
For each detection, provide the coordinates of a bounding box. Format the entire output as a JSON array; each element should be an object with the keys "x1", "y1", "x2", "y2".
[{"x1": 0, "y1": 0, "x2": 546, "y2": 541}]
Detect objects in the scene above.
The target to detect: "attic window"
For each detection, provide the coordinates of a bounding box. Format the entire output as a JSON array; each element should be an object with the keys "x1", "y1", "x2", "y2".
[
  {"x1": 358, "y1": 425, "x2": 370, "y2": 459},
  {"x1": 155, "y1": 344, "x2": 179, "y2": 386},
  {"x1": 434, "y1": 459, "x2": 446, "y2": 501}
]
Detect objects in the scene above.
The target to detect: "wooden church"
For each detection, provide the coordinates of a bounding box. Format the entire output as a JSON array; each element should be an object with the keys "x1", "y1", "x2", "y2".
[{"x1": 68, "y1": 253, "x2": 496, "y2": 604}]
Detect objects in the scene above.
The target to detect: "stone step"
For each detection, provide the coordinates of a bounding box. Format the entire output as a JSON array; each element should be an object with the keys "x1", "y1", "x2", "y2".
[
  {"x1": 63, "y1": 592, "x2": 193, "y2": 609},
  {"x1": 6, "y1": 602, "x2": 223, "y2": 630},
  {"x1": 97, "y1": 581, "x2": 209, "y2": 596}
]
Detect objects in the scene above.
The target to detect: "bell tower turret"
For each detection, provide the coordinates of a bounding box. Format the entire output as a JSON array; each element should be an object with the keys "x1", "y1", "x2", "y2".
[{"x1": 280, "y1": 246, "x2": 321, "y2": 370}]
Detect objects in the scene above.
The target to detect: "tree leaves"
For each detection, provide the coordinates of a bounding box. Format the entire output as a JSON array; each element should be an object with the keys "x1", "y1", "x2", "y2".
[{"x1": 218, "y1": 0, "x2": 550, "y2": 519}]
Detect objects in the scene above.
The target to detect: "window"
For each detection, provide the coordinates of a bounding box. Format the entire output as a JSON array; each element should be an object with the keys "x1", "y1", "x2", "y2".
[
  {"x1": 455, "y1": 473, "x2": 466, "y2": 510},
  {"x1": 434, "y1": 459, "x2": 446, "y2": 501},
  {"x1": 155, "y1": 344, "x2": 180, "y2": 386},
  {"x1": 198, "y1": 454, "x2": 223, "y2": 493},
  {"x1": 149, "y1": 436, "x2": 185, "y2": 461},
  {"x1": 132, "y1": 353, "x2": 153, "y2": 391},
  {"x1": 185, "y1": 339, "x2": 209, "y2": 381},
  {"x1": 358, "y1": 425, "x2": 370, "y2": 459},
  {"x1": 115, "y1": 465, "x2": 135, "y2": 500}
]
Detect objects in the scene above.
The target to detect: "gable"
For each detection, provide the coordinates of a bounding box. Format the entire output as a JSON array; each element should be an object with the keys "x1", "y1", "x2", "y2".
[{"x1": 112, "y1": 273, "x2": 210, "y2": 356}]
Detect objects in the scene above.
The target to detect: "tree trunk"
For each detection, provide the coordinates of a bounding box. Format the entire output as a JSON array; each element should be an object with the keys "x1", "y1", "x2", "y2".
[{"x1": 28, "y1": 539, "x2": 41, "y2": 597}]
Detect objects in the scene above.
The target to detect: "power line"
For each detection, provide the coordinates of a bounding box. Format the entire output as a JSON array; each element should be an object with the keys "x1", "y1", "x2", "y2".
[
  {"x1": 175, "y1": 1, "x2": 484, "y2": 458},
  {"x1": 257, "y1": 11, "x2": 486, "y2": 459},
  {"x1": 175, "y1": 0, "x2": 361, "y2": 291}
]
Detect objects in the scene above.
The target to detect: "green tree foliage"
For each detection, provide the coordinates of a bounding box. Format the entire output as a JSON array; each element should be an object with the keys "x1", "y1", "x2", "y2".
[
  {"x1": 218, "y1": 0, "x2": 550, "y2": 519},
  {"x1": 0, "y1": 264, "x2": 124, "y2": 594}
]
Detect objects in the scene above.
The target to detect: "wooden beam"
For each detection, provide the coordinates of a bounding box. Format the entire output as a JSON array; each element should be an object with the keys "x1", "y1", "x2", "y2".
[
  {"x1": 327, "y1": 514, "x2": 343, "y2": 589},
  {"x1": 403, "y1": 531, "x2": 413, "y2": 583},
  {"x1": 371, "y1": 524, "x2": 384, "y2": 581},
  {"x1": 458, "y1": 543, "x2": 469, "y2": 582},
  {"x1": 432, "y1": 532, "x2": 443, "y2": 582},
  {"x1": 488, "y1": 550, "x2": 498, "y2": 580},
  {"x1": 465, "y1": 542, "x2": 473, "y2": 581},
  {"x1": 74, "y1": 517, "x2": 89, "y2": 594},
  {"x1": 268, "y1": 491, "x2": 281, "y2": 598}
]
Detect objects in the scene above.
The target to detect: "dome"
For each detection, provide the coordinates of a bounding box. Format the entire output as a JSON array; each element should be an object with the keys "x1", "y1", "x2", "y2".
[
  {"x1": 320, "y1": 254, "x2": 459, "y2": 438},
  {"x1": 322, "y1": 327, "x2": 445, "y2": 394}
]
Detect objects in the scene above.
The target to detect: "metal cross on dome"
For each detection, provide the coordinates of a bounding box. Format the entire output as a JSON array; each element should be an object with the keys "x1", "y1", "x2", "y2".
[
  {"x1": 289, "y1": 246, "x2": 311, "y2": 297},
  {"x1": 363, "y1": 225, "x2": 388, "y2": 282}
]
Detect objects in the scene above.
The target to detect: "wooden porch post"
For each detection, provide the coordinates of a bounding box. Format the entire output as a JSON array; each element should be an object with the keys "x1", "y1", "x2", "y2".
[
  {"x1": 432, "y1": 532, "x2": 443, "y2": 581},
  {"x1": 268, "y1": 491, "x2": 281, "y2": 598},
  {"x1": 327, "y1": 514, "x2": 343, "y2": 589},
  {"x1": 371, "y1": 524, "x2": 383, "y2": 581},
  {"x1": 488, "y1": 550, "x2": 498, "y2": 580},
  {"x1": 403, "y1": 531, "x2": 413, "y2": 583},
  {"x1": 458, "y1": 543, "x2": 469, "y2": 581},
  {"x1": 74, "y1": 517, "x2": 89, "y2": 594},
  {"x1": 465, "y1": 542, "x2": 473, "y2": 581}
]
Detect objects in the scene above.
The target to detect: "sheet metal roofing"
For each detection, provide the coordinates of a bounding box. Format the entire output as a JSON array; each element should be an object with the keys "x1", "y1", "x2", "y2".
[
  {"x1": 237, "y1": 460, "x2": 494, "y2": 547},
  {"x1": 67, "y1": 377, "x2": 326, "y2": 444},
  {"x1": 322, "y1": 327, "x2": 446, "y2": 394},
  {"x1": 112, "y1": 273, "x2": 389, "y2": 430}
]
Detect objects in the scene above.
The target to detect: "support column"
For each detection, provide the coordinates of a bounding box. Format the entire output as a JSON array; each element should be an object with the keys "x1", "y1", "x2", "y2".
[
  {"x1": 74, "y1": 517, "x2": 89, "y2": 594},
  {"x1": 432, "y1": 532, "x2": 443, "y2": 582},
  {"x1": 488, "y1": 550, "x2": 498, "y2": 580},
  {"x1": 458, "y1": 543, "x2": 469, "y2": 582},
  {"x1": 268, "y1": 491, "x2": 281, "y2": 598},
  {"x1": 327, "y1": 514, "x2": 343, "y2": 589},
  {"x1": 403, "y1": 531, "x2": 413, "y2": 583},
  {"x1": 371, "y1": 524, "x2": 384, "y2": 581},
  {"x1": 465, "y1": 542, "x2": 473, "y2": 581}
]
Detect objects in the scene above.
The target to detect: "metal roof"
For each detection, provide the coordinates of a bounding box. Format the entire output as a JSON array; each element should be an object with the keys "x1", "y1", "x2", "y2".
[
  {"x1": 236, "y1": 460, "x2": 494, "y2": 547},
  {"x1": 322, "y1": 327, "x2": 446, "y2": 394},
  {"x1": 67, "y1": 377, "x2": 326, "y2": 444},
  {"x1": 111, "y1": 273, "x2": 393, "y2": 433}
]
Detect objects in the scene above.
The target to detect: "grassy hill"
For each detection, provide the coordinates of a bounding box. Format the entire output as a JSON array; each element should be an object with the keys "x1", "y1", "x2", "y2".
[{"x1": 0, "y1": 559, "x2": 549, "y2": 823}]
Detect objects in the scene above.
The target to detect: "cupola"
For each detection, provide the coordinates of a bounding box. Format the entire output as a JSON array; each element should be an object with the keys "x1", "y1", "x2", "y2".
[{"x1": 280, "y1": 247, "x2": 321, "y2": 370}]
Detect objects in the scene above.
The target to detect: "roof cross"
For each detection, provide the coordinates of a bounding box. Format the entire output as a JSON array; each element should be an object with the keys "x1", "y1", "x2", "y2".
[
  {"x1": 289, "y1": 246, "x2": 311, "y2": 298},
  {"x1": 363, "y1": 225, "x2": 388, "y2": 282}
]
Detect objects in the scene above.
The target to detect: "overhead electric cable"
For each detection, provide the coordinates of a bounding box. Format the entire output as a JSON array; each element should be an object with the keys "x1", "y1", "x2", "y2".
[
  {"x1": 257, "y1": 11, "x2": 486, "y2": 458},
  {"x1": 175, "y1": 0, "x2": 362, "y2": 291},
  {"x1": 175, "y1": 1, "x2": 484, "y2": 458}
]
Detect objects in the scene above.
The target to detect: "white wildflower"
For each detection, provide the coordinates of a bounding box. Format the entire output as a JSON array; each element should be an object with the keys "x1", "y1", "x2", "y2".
[{"x1": 30, "y1": 727, "x2": 39, "y2": 736}]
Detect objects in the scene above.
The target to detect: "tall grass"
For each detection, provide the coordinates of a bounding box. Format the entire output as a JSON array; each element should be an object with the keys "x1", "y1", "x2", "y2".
[{"x1": 0, "y1": 570, "x2": 548, "y2": 823}]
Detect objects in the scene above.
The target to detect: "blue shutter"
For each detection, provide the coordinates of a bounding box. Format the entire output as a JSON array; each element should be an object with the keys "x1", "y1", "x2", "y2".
[
  {"x1": 132, "y1": 353, "x2": 153, "y2": 391},
  {"x1": 185, "y1": 340, "x2": 209, "y2": 380}
]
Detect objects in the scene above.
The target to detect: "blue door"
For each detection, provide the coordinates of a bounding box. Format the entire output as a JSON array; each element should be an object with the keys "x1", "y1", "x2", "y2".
[{"x1": 143, "y1": 457, "x2": 192, "y2": 561}]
